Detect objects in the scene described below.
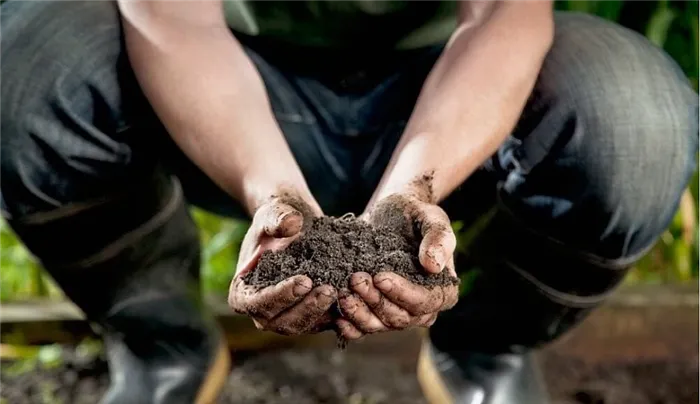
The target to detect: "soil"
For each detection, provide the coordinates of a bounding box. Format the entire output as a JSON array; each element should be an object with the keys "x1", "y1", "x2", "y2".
[
  {"x1": 541, "y1": 352, "x2": 699, "y2": 404},
  {"x1": 2, "y1": 345, "x2": 697, "y2": 404},
  {"x1": 244, "y1": 215, "x2": 459, "y2": 291}
]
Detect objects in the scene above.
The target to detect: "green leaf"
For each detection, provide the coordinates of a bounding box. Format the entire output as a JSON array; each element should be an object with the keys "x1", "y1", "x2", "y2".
[
  {"x1": 2, "y1": 357, "x2": 38, "y2": 377},
  {"x1": 76, "y1": 338, "x2": 103, "y2": 361},
  {"x1": 561, "y1": 0, "x2": 597, "y2": 13},
  {"x1": 646, "y1": 4, "x2": 676, "y2": 48},
  {"x1": 670, "y1": 241, "x2": 692, "y2": 281},
  {"x1": 690, "y1": 13, "x2": 699, "y2": 83},
  {"x1": 459, "y1": 269, "x2": 482, "y2": 296},
  {"x1": 202, "y1": 229, "x2": 237, "y2": 259},
  {"x1": 596, "y1": 1, "x2": 623, "y2": 21},
  {"x1": 37, "y1": 344, "x2": 63, "y2": 369}
]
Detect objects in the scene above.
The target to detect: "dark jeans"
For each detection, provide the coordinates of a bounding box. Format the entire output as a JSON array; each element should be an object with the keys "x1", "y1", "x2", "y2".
[{"x1": 1, "y1": 2, "x2": 697, "y2": 328}]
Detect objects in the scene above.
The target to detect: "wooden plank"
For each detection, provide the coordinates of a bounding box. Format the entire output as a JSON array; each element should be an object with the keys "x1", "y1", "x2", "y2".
[{"x1": 1, "y1": 284, "x2": 697, "y2": 350}]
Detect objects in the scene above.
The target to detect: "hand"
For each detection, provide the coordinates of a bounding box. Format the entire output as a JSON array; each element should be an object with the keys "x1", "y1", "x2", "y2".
[
  {"x1": 228, "y1": 191, "x2": 338, "y2": 336},
  {"x1": 336, "y1": 191, "x2": 459, "y2": 340}
]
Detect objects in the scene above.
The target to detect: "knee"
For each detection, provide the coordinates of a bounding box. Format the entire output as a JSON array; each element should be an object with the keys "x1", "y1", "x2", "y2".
[
  {"x1": 1, "y1": 1, "x2": 131, "y2": 217},
  {"x1": 1, "y1": 1, "x2": 122, "y2": 104},
  {"x1": 543, "y1": 13, "x2": 697, "y2": 154},
  {"x1": 507, "y1": 13, "x2": 697, "y2": 259}
]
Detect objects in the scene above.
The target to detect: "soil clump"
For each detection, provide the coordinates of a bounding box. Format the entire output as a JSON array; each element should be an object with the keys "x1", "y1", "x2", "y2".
[{"x1": 244, "y1": 215, "x2": 459, "y2": 291}]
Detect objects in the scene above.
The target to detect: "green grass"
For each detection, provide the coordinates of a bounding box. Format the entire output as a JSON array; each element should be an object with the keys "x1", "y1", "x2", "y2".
[{"x1": 1, "y1": 0, "x2": 698, "y2": 301}]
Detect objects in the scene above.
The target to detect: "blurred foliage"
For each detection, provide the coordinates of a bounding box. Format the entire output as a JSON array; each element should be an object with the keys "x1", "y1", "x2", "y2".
[{"x1": 0, "y1": 0, "x2": 698, "y2": 302}]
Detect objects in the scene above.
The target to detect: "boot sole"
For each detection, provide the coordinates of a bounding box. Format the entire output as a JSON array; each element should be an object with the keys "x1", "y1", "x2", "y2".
[
  {"x1": 417, "y1": 339, "x2": 454, "y2": 404},
  {"x1": 195, "y1": 337, "x2": 231, "y2": 404}
]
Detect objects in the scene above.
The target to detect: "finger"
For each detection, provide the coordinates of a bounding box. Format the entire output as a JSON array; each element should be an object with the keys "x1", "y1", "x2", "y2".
[
  {"x1": 239, "y1": 275, "x2": 312, "y2": 319},
  {"x1": 418, "y1": 213, "x2": 456, "y2": 274},
  {"x1": 350, "y1": 272, "x2": 413, "y2": 329},
  {"x1": 373, "y1": 272, "x2": 446, "y2": 316},
  {"x1": 256, "y1": 202, "x2": 304, "y2": 239},
  {"x1": 236, "y1": 202, "x2": 304, "y2": 275},
  {"x1": 235, "y1": 243, "x2": 265, "y2": 277},
  {"x1": 338, "y1": 293, "x2": 388, "y2": 334},
  {"x1": 441, "y1": 257, "x2": 460, "y2": 310},
  {"x1": 416, "y1": 312, "x2": 438, "y2": 327},
  {"x1": 265, "y1": 285, "x2": 337, "y2": 335},
  {"x1": 336, "y1": 318, "x2": 364, "y2": 341},
  {"x1": 259, "y1": 310, "x2": 335, "y2": 334}
]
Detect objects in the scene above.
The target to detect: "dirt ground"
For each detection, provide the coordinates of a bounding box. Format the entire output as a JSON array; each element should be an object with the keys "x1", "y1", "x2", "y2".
[
  {"x1": 2, "y1": 296, "x2": 697, "y2": 404},
  {"x1": 1, "y1": 347, "x2": 698, "y2": 404},
  {"x1": 1, "y1": 339, "x2": 697, "y2": 404}
]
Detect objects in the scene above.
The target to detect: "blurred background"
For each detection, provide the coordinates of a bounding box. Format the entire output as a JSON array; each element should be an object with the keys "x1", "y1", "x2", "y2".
[{"x1": 2, "y1": 0, "x2": 697, "y2": 303}]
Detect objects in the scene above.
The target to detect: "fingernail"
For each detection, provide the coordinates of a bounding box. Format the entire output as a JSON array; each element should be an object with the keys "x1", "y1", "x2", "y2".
[
  {"x1": 316, "y1": 287, "x2": 336, "y2": 304},
  {"x1": 342, "y1": 299, "x2": 357, "y2": 314},
  {"x1": 431, "y1": 248, "x2": 445, "y2": 269},
  {"x1": 318, "y1": 287, "x2": 335, "y2": 298},
  {"x1": 293, "y1": 280, "x2": 311, "y2": 297},
  {"x1": 375, "y1": 277, "x2": 393, "y2": 293},
  {"x1": 350, "y1": 278, "x2": 369, "y2": 293},
  {"x1": 277, "y1": 210, "x2": 295, "y2": 225}
]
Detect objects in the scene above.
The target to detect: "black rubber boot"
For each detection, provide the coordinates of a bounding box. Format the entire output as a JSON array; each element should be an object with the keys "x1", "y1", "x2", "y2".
[
  {"x1": 418, "y1": 210, "x2": 635, "y2": 404},
  {"x1": 5, "y1": 172, "x2": 230, "y2": 404}
]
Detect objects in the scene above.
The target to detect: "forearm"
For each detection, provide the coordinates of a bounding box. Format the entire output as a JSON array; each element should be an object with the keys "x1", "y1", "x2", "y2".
[
  {"x1": 370, "y1": 1, "x2": 554, "y2": 205},
  {"x1": 119, "y1": 1, "x2": 314, "y2": 215}
]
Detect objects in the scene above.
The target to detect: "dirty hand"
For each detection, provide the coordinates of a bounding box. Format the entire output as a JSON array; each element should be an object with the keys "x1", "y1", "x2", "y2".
[
  {"x1": 228, "y1": 192, "x2": 338, "y2": 335},
  {"x1": 336, "y1": 192, "x2": 459, "y2": 340}
]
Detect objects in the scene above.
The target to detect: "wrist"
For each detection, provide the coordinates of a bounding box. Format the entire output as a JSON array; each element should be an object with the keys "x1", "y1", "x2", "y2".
[
  {"x1": 368, "y1": 172, "x2": 438, "y2": 216},
  {"x1": 241, "y1": 174, "x2": 320, "y2": 217}
]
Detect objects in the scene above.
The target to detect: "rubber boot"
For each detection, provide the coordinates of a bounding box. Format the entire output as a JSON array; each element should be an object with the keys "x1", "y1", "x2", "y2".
[
  {"x1": 418, "y1": 210, "x2": 634, "y2": 404},
  {"x1": 5, "y1": 172, "x2": 230, "y2": 404}
]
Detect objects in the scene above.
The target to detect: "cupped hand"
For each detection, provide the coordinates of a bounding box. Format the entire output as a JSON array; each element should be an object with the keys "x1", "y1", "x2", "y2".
[
  {"x1": 336, "y1": 192, "x2": 460, "y2": 341},
  {"x1": 228, "y1": 192, "x2": 338, "y2": 336}
]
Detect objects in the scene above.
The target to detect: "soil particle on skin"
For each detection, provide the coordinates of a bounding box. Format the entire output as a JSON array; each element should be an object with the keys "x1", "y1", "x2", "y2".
[
  {"x1": 244, "y1": 215, "x2": 459, "y2": 290},
  {"x1": 410, "y1": 171, "x2": 436, "y2": 204}
]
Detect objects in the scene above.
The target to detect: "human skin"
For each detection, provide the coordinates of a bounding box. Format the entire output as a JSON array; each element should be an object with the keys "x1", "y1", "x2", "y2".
[
  {"x1": 337, "y1": 1, "x2": 555, "y2": 339},
  {"x1": 119, "y1": 0, "x2": 333, "y2": 335},
  {"x1": 118, "y1": 0, "x2": 554, "y2": 336}
]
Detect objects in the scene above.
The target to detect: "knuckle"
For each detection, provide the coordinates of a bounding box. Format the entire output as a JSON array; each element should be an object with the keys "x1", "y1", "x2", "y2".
[
  {"x1": 245, "y1": 301, "x2": 272, "y2": 319},
  {"x1": 339, "y1": 299, "x2": 358, "y2": 317},
  {"x1": 386, "y1": 313, "x2": 412, "y2": 329},
  {"x1": 361, "y1": 321, "x2": 384, "y2": 334},
  {"x1": 366, "y1": 295, "x2": 384, "y2": 311},
  {"x1": 409, "y1": 304, "x2": 429, "y2": 317},
  {"x1": 343, "y1": 329, "x2": 364, "y2": 341},
  {"x1": 272, "y1": 324, "x2": 296, "y2": 336}
]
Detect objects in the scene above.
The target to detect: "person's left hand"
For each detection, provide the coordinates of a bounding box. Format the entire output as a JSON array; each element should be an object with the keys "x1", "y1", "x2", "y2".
[{"x1": 335, "y1": 191, "x2": 460, "y2": 341}]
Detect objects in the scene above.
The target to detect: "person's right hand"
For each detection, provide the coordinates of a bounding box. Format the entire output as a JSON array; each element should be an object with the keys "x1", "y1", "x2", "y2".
[{"x1": 227, "y1": 192, "x2": 338, "y2": 336}]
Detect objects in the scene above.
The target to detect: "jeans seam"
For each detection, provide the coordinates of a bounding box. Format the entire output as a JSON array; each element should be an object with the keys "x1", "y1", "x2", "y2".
[{"x1": 507, "y1": 260, "x2": 619, "y2": 308}]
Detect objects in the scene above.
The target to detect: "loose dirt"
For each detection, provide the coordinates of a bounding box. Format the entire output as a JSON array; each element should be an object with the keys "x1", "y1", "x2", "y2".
[
  {"x1": 243, "y1": 215, "x2": 459, "y2": 291},
  {"x1": 2, "y1": 345, "x2": 696, "y2": 404}
]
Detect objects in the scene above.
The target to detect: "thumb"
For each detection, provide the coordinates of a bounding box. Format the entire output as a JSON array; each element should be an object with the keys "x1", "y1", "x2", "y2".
[
  {"x1": 256, "y1": 202, "x2": 304, "y2": 239},
  {"x1": 236, "y1": 202, "x2": 303, "y2": 276},
  {"x1": 417, "y1": 209, "x2": 456, "y2": 274}
]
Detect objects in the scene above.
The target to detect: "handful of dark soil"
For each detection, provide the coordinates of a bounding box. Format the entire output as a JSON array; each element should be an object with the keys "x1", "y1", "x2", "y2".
[{"x1": 243, "y1": 215, "x2": 460, "y2": 290}]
